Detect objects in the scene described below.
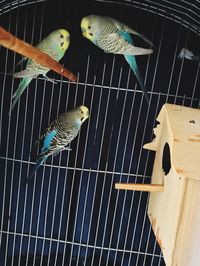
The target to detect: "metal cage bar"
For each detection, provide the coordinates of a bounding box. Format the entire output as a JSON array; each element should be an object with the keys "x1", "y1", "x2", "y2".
[{"x1": 0, "y1": 0, "x2": 200, "y2": 266}]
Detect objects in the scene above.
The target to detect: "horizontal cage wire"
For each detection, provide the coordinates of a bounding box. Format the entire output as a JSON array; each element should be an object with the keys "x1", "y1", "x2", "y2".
[
  {"x1": 0, "y1": 0, "x2": 200, "y2": 265},
  {"x1": 92, "y1": 0, "x2": 200, "y2": 36}
]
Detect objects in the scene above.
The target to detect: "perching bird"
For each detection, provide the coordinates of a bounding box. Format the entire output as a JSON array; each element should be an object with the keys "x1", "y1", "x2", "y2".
[
  {"x1": 26, "y1": 105, "x2": 89, "y2": 183},
  {"x1": 10, "y1": 29, "x2": 70, "y2": 114},
  {"x1": 81, "y1": 15, "x2": 153, "y2": 103}
]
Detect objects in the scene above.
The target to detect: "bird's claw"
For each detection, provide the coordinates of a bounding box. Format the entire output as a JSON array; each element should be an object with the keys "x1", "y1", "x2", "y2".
[{"x1": 63, "y1": 146, "x2": 72, "y2": 151}]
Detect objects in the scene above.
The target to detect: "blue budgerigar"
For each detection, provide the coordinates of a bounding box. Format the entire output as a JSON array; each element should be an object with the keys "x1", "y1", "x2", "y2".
[
  {"x1": 81, "y1": 15, "x2": 153, "y2": 103},
  {"x1": 26, "y1": 105, "x2": 89, "y2": 183},
  {"x1": 10, "y1": 29, "x2": 70, "y2": 114}
]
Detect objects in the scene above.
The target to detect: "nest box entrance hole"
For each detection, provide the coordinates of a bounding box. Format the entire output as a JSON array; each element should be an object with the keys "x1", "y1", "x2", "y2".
[{"x1": 162, "y1": 143, "x2": 171, "y2": 175}]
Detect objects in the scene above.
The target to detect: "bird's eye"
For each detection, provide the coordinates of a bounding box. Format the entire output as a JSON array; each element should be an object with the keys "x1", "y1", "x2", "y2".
[
  {"x1": 88, "y1": 25, "x2": 91, "y2": 29},
  {"x1": 81, "y1": 111, "x2": 84, "y2": 114},
  {"x1": 60, "y1": 34, "x2": 64, "y2": 38}
]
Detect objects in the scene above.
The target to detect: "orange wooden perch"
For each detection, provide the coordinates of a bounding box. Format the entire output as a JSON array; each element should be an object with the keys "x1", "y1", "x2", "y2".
[{"x1": 0, "y1": 26, "x2": 77, "y2": 82}]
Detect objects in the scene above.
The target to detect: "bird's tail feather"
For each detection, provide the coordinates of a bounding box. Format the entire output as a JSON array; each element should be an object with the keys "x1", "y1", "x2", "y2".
[
  {"x1": 9, "y1": 77, "x2": 32, "y2": 115},
  {"x1": 124, "y1": 54, "x2": 150, "y2": 104},
  {"x1": 26, "y1": 157, "x2": 46, "y2": 184}
]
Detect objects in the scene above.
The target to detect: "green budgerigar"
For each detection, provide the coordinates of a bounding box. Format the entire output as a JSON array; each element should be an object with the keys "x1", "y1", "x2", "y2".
[
  {"x1": 26, "y1": 105, "x2": 89, "y2": 183},
  {"x1": 81, "y1": 15, "x2": 153, "y2": 103},
  {"x1": 10, "y1": 29, "x2": 70, "y2": 114}
]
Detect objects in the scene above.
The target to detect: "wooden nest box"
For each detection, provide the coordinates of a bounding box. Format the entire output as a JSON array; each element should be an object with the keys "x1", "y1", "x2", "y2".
[{"x1": 116, "y1": 103, "x2": 200, "y2": 266}]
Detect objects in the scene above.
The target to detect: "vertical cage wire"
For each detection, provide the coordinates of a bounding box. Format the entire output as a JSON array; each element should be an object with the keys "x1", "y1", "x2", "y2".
[{"x1": 0, "y1": 0, "x2": 200, "y2": 265}]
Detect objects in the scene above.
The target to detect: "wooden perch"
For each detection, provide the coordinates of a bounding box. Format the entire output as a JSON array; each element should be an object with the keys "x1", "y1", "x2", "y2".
[
  {"x1": 0, "y1": 26, "x2": 77, "y2": 82},
  {"x1": 115, "y1": 183, "x2": 164, "y2": 192}
]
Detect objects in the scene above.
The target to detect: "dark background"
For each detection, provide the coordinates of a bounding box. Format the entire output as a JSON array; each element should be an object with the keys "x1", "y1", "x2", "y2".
[{"x1": 0, "y1": 0, "x2": 200, "y2": 265}]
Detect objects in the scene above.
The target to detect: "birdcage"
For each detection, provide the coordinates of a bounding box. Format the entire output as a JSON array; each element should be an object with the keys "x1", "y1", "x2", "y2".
[{"x1": 0, "y1": 0, "x2": 200, "y2": 265}]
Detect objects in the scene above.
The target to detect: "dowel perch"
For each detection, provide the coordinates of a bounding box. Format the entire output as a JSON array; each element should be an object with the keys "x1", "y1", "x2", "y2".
[
  {"x1": 0, "y1": 26, "x2": 77, "y2": 82},
  {"x1": 115, "y1": 183, "x2": 164, "y2": 192}
]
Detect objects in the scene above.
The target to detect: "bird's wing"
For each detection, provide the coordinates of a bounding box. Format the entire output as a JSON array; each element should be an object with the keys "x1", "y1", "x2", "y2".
[
  {"x1": 36, "y1": 129, "x2": 58, "y2": 158},
  {"x1": 108, "y1": 32, "x2": 153, "y2": 55},
  {"x1": 13, "y1": 68, "x2": 39, "y2": 78},
  {"x1": 9, "y1": 57, "x2": 28, "y2": 74},
  {"x1": 114, "y1": 20, "x2": 154, "y2": 47}
]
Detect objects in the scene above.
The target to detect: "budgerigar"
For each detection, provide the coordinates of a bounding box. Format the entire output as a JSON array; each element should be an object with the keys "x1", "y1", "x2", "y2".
[
  {"x1": 26, "y1": 105, "x2": 89, "y2": 183},
  {"x1": 10, "y1": 29, "x2": 70, "y2": 114},
  {"x1": 81, "y1": 15, "x2": 153, "y2": 103}
]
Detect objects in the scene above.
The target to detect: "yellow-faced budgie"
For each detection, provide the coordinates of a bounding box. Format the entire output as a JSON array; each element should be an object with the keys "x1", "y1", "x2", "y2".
[
  {"x1": 81, "y1": 15, "x2": 153, "y2": 103},
  {"x1": 26, "y1": 105, "x2": 89, "y2": 183},
  {"x1": 10, "y1": 29, "x2": 70, "y2": 114}
]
